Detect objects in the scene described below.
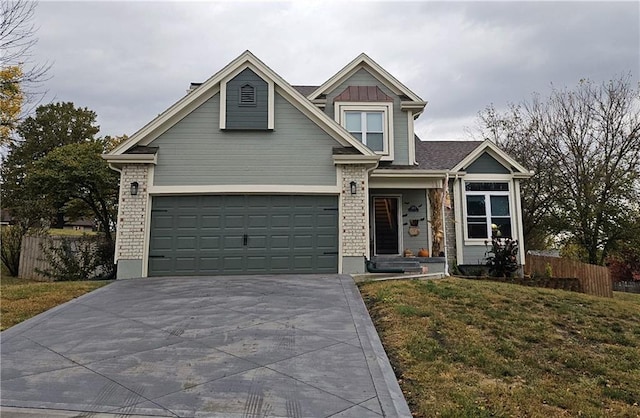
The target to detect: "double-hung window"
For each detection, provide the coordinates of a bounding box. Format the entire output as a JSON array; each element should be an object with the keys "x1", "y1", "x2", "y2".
[
  {"x1": 335, "y1": 102, "x2": 393, "y2": 158},
  {"x1": 344, "y1": 111, "x2": 384, "y2": 151},
  {"x1": 465, "y1": 182, "x2": 512, "y2": 239}
]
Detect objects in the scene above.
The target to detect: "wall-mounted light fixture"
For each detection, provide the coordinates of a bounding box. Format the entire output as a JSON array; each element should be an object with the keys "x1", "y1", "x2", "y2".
[
  {"x1": 130, "y1": 181, "x2": 139, "y2": 196},
  {"x1": 350, "y1": 181, "x2": 357, "y2": 195}
]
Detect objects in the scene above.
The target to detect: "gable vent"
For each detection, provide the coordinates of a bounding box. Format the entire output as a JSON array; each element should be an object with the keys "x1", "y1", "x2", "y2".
[{"x1": 239, "y1": 84, "x2": 256, "y2": 106}]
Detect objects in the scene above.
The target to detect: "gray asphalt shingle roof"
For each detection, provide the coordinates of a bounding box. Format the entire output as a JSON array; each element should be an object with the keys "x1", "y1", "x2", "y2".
[{"x1": 415, "y1": 138, "x2": 482, "y2": 170}]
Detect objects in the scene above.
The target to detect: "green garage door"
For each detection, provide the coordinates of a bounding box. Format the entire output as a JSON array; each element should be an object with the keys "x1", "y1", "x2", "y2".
[{"x1": 148, "y1": 195, "x2": 338, "y2": 276}]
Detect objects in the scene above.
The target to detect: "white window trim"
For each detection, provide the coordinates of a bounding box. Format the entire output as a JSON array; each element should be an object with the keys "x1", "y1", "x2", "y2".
[
  {"x1": 462, "y1": 180, "x2": 514, "y2": 244},
  {"x1": 334, "y1": 101, "x2": 394, "y2": 161}
]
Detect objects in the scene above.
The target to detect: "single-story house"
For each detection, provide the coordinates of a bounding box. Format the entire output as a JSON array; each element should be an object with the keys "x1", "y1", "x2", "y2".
[{"x1": 103, "y1": 51, "x2": 532, "y2": 279}]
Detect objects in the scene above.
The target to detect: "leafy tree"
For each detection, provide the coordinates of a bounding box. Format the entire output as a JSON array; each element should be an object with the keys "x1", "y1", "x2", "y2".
[
  {"x1": 28, "y1": 141, "x2": 119, "y2": 246},
  {"x1": 1, "y1": 102, "x2": 100, "y2": 228},
  {"x1": 0, "y1": 65, "x2": 24, "y2": 145},
  {"x1": 477, "y1": 75, "x2": 640, "y2": 265}
]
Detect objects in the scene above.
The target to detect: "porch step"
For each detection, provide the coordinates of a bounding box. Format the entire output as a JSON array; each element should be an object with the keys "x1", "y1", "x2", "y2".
[{"x1": 371, "y1": 257, "x2": 423, "y2": 273}]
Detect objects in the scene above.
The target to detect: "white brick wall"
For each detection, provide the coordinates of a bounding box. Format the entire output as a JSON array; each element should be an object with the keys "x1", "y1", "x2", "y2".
[
  {"x1": 116, "y1": 164, "x2": 150, "y2": 261},
  {"x1": 341, "y1": 165, "x2": 368, "y2": 257}
]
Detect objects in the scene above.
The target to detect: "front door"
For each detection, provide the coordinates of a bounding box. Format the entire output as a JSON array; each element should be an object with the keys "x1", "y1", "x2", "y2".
[{"x1": 373, "y1": 196, "x2": 400, "y2": 255}]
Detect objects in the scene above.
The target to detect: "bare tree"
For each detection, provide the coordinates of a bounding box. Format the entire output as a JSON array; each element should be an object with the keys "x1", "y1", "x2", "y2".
[
  {"x1": 477, "y1": 74, "x2": 640, "y2": 265},
  {"x1": 1, "y1": 0, "x2": 51, "y2": 142}
]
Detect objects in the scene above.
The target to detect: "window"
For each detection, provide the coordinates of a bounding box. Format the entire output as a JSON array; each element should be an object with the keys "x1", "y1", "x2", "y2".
[
  {"x1": 335, "y1": 102, "x2": 393, "y2": 157},
  {"x1": 239, "y1": 84, "x2": 256, "y2": 106},
  {"x1": 344, "y1": 111, "x2": 384, "y2": 151},
  {"x1": 464, "y1": 182, "x2": 512, "y2": 239}
]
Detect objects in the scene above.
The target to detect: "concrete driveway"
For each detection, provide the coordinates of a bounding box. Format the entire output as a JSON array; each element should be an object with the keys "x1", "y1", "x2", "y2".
[{"x1": 1, "y1": 275, "x2": 411, "y2": 417}]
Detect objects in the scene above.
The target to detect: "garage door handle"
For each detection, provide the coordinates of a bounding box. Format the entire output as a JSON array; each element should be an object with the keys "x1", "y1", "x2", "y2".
[
  {"x1": 323, "y1": 251, "x2": 338, "y2": 255},
  {"x1": 243, "y1": 234, "x2": 248, "y2": 246},
  {"x1": 149, "y1": 255, "x2": 166, "y2": 258}
]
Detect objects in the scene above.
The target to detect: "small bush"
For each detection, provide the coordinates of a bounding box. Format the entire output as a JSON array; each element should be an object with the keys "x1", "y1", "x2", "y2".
[
  {"x1": 485, "y1": 237, "x2": 519, "y2": 278},
  {"x1": 36, "y1": 234, "x2": 114, "y2": 281},
  {"x1": 1, "y1": 225, "x2": 24, "y2": 276}
]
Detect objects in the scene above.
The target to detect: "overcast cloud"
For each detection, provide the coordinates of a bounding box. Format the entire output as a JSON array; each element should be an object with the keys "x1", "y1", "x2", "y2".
[{"x1": 32, "y1": 1, "x2": 639, "y2": 141}]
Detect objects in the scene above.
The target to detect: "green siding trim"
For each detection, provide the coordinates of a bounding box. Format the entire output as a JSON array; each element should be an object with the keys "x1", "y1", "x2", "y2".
[
  {"x1": 225, "y1": 68, "x2": 269, "y2": 130},
  {"x1": 149, "y1": 93, "x2": 338, "y2": 186},
  {"x1": 324, "y1": 68, "x2": 409, "y2": 165},
  {"x1": 116, "y1": 259, "x2": 142, "y2": 279},
  {"x1": 466, "y1": 153, "x2": 511, "y2": 174},
  {"x1": 342, "y1": 256, "x2": 366, "y2": 274}
]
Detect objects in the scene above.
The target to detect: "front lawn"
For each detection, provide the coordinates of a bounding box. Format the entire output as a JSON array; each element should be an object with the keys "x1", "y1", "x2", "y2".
[
  {"x1": 1, "y1": 276, "x2": 111, "y2": 331},
  {"x1": 359, "y1": 278, "x2": 640, "y2": 417}
]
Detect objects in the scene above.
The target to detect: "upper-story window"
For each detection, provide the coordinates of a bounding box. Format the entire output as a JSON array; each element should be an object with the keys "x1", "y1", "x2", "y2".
[
  {"x1": 464, "y1": 182, "x2": 512, "y2": 239},
  {"x1": 335, "y1": 102, "x2": 393, "y2": 157},
  {"x1": 344, "y1": 111, "x2": 384, "y2": 151}
]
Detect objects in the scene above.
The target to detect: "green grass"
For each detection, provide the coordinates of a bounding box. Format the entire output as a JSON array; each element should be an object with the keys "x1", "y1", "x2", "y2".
[
  {"x1": 1, "y1": 276, "x2": 111, "y2": 331},
  {"x1": 359, "y1": 278, "x2": 640, "y2": 418},
  {"x1": 48, "y1": 228, "x2": 97, "y2": 236}
]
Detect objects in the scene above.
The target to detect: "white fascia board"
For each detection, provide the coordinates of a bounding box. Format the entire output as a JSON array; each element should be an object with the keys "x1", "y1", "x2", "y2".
[
  {"x1": 401, "y1": 101, "x2": 427, "y2": 111},
  {"x1": 148, "y1": 184, "x2": 340, "y2": 195},
  {"x1": 101, "y1": 153, "x2": 157, "y2": 165},
  {"x1": 309, "y1": 53, "x2": 423, "y2": 102},
  {"x1": 451, "y1": 140, "x2": 531, "y2": 175},
  {"x1": 371, "y1": 169, "x2": 449, "y2": 177},
  {"x1": 332, "y1": 155, "x2": 380, "y2": 165}
]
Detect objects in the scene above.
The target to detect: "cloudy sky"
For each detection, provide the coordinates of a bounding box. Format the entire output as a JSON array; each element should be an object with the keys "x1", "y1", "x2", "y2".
[{"x1": 31, "y1": 1, "x2": 639, "y2": 141}]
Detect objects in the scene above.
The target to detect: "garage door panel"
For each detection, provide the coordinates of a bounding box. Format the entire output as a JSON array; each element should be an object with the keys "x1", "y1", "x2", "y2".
[
  {"x1": 176, "y1": 236, "x2": 196, "y2": 249},
  {"x1": 200, "y1": 236, "x2": 221, "y2": 250},
  {"x1": 224, "y1": 215, "x2": 245, "y2": 228},
  {"x1": 148, "y1": 195, "x2": 338, "y2": 276},
  {"x1": 201, "y1": 215, "x2": 221, "y2": 228}
]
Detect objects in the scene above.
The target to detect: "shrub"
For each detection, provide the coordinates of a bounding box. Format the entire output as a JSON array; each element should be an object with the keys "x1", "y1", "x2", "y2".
[
  {"x1": 1, "y1": 225, "x2": 24, "y2": 276},
  {"x1": 485, "y1": 237, "x2": 519, "y2": 277},
  {"x1": 36, "y1": 234, "x2": 114, "y2": 281}
]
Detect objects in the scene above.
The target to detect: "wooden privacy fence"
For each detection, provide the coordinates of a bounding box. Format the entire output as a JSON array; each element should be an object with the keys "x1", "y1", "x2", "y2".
[
  {"x1": 19, "y1": 235, "x2": 56, "y2": 281},
  {"x1": 525, "y1": 254, "x2": 613, "y2": 298}
]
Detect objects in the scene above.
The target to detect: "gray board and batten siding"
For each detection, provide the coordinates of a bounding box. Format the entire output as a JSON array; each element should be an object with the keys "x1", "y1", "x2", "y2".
[
  {"x1": 465, "y1": 153, "x2": 511, "y2": 174},
  {"x1": 323, "y1": 68, "x2": 410, "y2": 165},
  {"x1": 225, "y1": 68, "x2": 269, "y2": 130},
  {"x1": 148, "y1": 93, "x2": 338, "y2": 187},
  {"x1": 148, "y1": 195, "x2": 339, "y2": 276}
]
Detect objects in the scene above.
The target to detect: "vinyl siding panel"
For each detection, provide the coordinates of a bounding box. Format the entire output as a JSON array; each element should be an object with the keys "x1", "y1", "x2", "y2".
[
  {"x1": 149, "y1": 93, "x2": 337, "y2": 186},
  {"x1": 324, "y1": 68, "x2": 409, "y2": 165},
  {"x1": 462, "y1": 244, "x2": 489, "y2": 265},
  {"x1": 466, "y1": 153, "x2": 511, "y2": 174},
  {"x1": 225, "y1": 68, "x2": 268, "y2": 130}
]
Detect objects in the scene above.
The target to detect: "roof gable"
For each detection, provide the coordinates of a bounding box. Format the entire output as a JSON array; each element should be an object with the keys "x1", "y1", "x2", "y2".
[
  {"x1": 309, "y1": 53, "x2": 425, "y2": 104},
  {"x1": 106, "y1": 51, "x2": 377, "y2": 159},
  {"x1": 451, "y1": 140, "x2": 532, "y2": 176}
]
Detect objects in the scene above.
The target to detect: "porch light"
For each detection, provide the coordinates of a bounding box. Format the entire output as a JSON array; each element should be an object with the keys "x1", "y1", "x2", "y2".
[
  {"x1": 130, "y1": 181, "x2": 139, "y2": 196},
  {"x1": 350, "y1": 181, "x2": 357, "y2": 195}
]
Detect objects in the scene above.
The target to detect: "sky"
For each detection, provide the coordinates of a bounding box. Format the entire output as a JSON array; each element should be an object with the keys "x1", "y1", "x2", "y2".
[{"x1": 30, "y1": 0, "x2": 640, "y2": 141}]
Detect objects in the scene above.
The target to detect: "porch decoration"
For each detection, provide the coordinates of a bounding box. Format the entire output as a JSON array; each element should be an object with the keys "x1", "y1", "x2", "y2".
[{"x1": 418, "y1": 248, "x2": 430, "y2": 257}]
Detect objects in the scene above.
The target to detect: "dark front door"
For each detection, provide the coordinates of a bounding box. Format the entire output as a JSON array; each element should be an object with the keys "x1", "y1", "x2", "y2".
[{"x1": 373, "y1": 196, "x2": 399, "y2": 255}]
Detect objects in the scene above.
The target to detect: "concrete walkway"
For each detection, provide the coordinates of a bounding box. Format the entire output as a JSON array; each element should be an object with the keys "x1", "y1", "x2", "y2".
[{"x1": 1, "y1": 275, "x2": 411, "y2": 417}]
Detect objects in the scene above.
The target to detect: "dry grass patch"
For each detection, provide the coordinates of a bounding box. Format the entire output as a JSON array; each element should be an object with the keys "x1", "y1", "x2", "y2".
[
  {"x1": 359, "y1": 278, "x2": 640, "y2": 418},
  {"x1": 1, "y1": 276, "x2": 110, "y2": 331}
]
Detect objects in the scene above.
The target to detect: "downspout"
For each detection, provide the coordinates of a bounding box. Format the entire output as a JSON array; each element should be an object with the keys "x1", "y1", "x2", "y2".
[{"x1": 442, "y1": 173, "x2": 450, "y2": 276}]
